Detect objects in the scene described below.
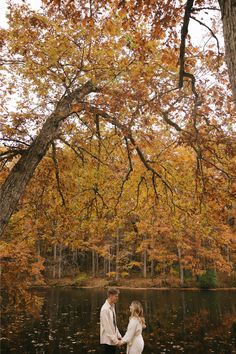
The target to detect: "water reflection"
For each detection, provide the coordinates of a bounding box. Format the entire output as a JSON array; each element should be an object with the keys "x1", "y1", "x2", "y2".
[{"x1": 1, "y1": 289, "x2": 236, "y2": 353}]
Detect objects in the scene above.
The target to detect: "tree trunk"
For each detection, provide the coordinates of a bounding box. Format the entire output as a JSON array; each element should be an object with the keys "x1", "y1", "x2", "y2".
[
  {"x1": 53, "y1": 244, "x2": 57, "y2": 279},
  {"x1": 218, "y1": 0, "x2": 236, "y2": 104},
  {"x1": 96, "y1": 252, "x2": 99, "y2": 276},
  {"x1": 108, "y1": 247, "x2": 111, "y2": 274},
  {"x1": 0, "y1": 81, "x2": 96, "y2": 237},
  {"x1": 151, "y1": 259, "x2": 154, "y2": 279},
  {"x1": 177, "y1": 247, "x2": 184, "y2": 286},
  {"x1": 143, "y1": 250, "x2": 147, "y2": 278},
  {"x1": 92, "y1": 250, "x2": 95, "y2": 277},
  {"x1": 115, "y1": 232, "x2": 120, "y2": 281},
  {"x1": 58, "y1": 244, "x2": 62, "y2": 279},
  {"x1": 103, "y1": 257, "x2": 106, "y2": 276}
]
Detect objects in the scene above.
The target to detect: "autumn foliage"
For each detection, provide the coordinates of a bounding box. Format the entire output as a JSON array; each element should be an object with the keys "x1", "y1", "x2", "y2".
[{"x1": 0, "y1": 0, "x2": 236, "y2": 308}]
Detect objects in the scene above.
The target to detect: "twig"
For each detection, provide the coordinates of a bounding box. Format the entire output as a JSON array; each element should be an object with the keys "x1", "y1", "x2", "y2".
[{"x1": 190, "y1": 15, "x2": 221, "y2": 55}]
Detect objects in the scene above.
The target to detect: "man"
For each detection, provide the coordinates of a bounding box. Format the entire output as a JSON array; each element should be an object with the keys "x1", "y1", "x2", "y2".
[{"x1": 100, "y1": 288, "x2": 122, "y2": 354}]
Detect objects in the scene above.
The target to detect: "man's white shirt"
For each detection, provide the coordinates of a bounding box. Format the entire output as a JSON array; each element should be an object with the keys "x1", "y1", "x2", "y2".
[{"x1": 100, "y1": 300, "x2": 121, "y2": 345}]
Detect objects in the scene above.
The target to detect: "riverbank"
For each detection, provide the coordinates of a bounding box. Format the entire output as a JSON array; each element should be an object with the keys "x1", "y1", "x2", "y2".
[{"x1": 41, "y1": 275, "x2": 236, "y2": 290}]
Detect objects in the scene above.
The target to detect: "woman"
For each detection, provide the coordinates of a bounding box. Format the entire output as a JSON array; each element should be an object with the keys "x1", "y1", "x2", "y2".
[{"x1": 120, "y1": 301, "x2": 145, "y2": 354}]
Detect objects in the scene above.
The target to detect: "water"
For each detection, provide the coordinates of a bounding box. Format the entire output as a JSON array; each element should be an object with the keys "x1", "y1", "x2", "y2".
[{"x1": 1, "y1": 288, "x2": 236, "y2": 353}]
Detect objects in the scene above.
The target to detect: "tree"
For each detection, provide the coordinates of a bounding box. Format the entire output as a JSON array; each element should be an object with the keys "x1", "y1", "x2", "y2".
[
  {"x1": 0, "y1": 0, "x2": 235, "y2": 237},
  {"x1": 2, "y1": 132, "x2": 234, "y2": 283}
]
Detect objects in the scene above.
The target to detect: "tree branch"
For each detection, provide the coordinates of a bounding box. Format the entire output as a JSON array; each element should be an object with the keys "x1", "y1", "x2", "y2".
[
  {"x1": 114, "y1": 137, "x2": 134, "y2": 209},
  {"x1": 75, "y1": 103, "x2": 173, "y2": 194},
  {"x1": 190, "y1": 15, "x2": 221, "y2": 55},
  {"x1": 179, "y1": 0, "x2": 195, "y2": 88},
  {"x1": 179, "y1": 0, "x2": 200, "y2": 102},
  {"x1": 51, "y1": 142, "x2": 66, "y2": 206}
]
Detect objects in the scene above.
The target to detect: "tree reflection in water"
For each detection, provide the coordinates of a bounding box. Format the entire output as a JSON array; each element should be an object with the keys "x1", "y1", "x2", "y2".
[{"x1": 1, "y1": 288, "x2": 236, "y2": 353}]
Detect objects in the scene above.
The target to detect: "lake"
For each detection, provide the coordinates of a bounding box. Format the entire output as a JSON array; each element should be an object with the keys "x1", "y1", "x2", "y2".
[{"x1": 1, "y1": 288, "x2": 236, "y2": 353}]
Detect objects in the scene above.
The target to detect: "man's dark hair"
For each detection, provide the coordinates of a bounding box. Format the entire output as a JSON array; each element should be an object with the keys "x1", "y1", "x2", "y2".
[{"x1": 107, "y1": 288, "x2": 120, "y2": 297}]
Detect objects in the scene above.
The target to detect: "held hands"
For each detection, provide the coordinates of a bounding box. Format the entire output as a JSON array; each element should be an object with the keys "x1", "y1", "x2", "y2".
[{"x1": 117, "y1": 338, "x2": 123, "y2": 347}]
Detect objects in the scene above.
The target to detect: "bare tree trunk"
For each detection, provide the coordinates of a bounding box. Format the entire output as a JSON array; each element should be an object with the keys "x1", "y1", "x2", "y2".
[
  {"x1": 58, "y1": 244, "x2": 63, "y2": 279},
  {"x1": 143, "y1": 250, "x2": 147, "y2": 278},
  {"x1": 0, "y1": 81, "x2": 96, "y2": 237},
  {"x1": 92, "y1": 250, "x2": 95, "y2": 277},
  {"x1": 96, "y1": 252, "x2": 99, "y2": 277},
  {"x1": 108, "y1": 247, "x2": 111, "y2": 275},
  {"x1": 177, "y1": 247, "x2": 184, "y2": 286},
  {"x1": 151, "y1": 259, "x2": 154, "y2": 279},
  {"x1": 218, "y1": 0, "x2": 236, "y2": 104},
  {"x1": 103, "y1": 257, "x2": 106, "y2": 276},
  {"x1": 53, "y1": 244, "x2": 57, "y2": 279},
  {"x1": 115, "y1": 232, "x2": 120, "y2": 281}
]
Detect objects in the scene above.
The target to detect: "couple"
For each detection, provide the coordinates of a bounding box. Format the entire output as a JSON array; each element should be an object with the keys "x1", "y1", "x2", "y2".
[{"x1": 100, "y1": 288, "x2": 145, "y2": 354}]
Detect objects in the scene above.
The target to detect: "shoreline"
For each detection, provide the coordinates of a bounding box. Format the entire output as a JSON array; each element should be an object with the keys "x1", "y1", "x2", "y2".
[
  {"x1": 31, "y1": 284, "x2": 236, "y2": 291},
  {"x1": 31, "y1": 275, "x2": 236, "y2": 291}
]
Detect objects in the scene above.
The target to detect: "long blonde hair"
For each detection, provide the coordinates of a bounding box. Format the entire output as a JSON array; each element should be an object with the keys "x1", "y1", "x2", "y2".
[{"x1": 130, "y1": 301, "x2": 146, "y2": 328}]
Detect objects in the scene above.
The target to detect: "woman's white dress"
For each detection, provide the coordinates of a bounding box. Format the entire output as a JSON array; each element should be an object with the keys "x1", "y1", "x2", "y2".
[{"x1": 122, "y1": 317, "x2": 144, "y2": 354}]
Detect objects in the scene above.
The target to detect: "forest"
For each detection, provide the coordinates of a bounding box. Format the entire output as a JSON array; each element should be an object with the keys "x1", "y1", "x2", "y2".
[{"x1": 0, "y1": 0, "x2": 236, "y2": 312}]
